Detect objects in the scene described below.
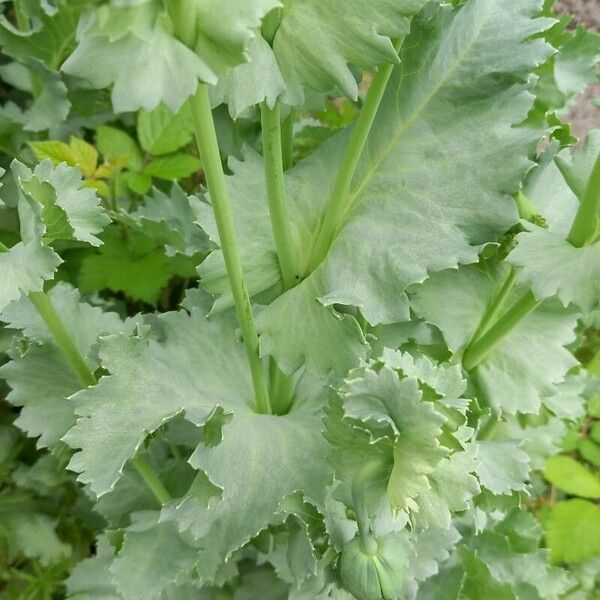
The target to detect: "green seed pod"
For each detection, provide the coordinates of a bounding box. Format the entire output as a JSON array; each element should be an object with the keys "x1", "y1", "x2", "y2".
[{"x1": 339, "y1": 534, "x2": 408, "y2": 600}]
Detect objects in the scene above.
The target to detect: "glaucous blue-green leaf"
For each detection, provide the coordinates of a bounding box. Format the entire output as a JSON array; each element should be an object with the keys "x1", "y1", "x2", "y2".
[
  {"x1": 110, "y1": 511, "x2": 199, "y2": 600},
  {"x1": 12, "y1": 159, "x2": 109, "y2": 246},
  {"x1": 418, "y1": 510, "x2": 573, "y2": 600},
  {"x1": 254, "y1": 270, "x2": 368, "y2": 377},
  {"x1": 63, "y1": 308, "x2": 330, "y2": 577},
  {"x1": 199, "y1": 0, "x2": 554, "y2": 378},
  {"x1": 410, "y1": 265, "x2": 579, "y2": 415},
  {"x1": 326, "y1": 355, "x2": 478, "y2": 528},
  {"x1": 18, "y1": 60, "x2": 70, "y2": 132},
  {"x1": 161, "y1": 372, "x2": 330, "y2": 582},
  {"x1": 0, "y1": 493, "x2": 71, "y2": 565},
  {"x1": 473, "y1": 441, "x2": 530, "y2": 495},
  {"x1": 0, "y1": 283, "x2": 134, "y2": 447},
  {"x1": 0, "y1": 168, "x2": 62, "y2": 312},
  {"x1": 62, "y1": 0, "x2": 280, "y2": 113},
  {"x1": 214, "y1": 0, "x2": 429, "y2": 114},
  {"x1": 509, "y1": 131, "x2": 600, "y2": 311}
]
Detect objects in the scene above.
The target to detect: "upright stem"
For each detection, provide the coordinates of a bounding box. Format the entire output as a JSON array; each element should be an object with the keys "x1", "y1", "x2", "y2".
[
  {"x1": 132, "y1": 456, "x2": 172, "y2": 506},
  {"x1": 469, "y1": 268, "x2": 517, "y2": 346},
  {"x1": 462, "y1": 291, "x2": 540, "y2": 371},
  {"x1": 164, "y1": 0, "x2": 197, "y2": 48},
  {"x1": 261, "y1": 101, "x2": 300, "y2": 290},
  {"x1": 567, "y1": 154, "x2": 600, "y2": 248},
  {"x1": 28, "y1": 292, "x2": 97, "y2": 388},
  {"x1": 281, "y1": 111, "x2": 295, "y2": 171},
  {"x1": 306, "y1": 42, "x2": 401, "y2": 274},
  {"x1": 0, "y1": 244, "x2": 170, "y2": 505},
  {"x1": 190, "y1": 85, "x2": 271, "y2": 414}
]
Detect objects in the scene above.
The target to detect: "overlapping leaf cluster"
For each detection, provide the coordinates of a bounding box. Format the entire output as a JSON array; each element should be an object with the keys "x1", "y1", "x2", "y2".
[{"x1": 0, "y1": 0, "x2": 599, "y2": 598}]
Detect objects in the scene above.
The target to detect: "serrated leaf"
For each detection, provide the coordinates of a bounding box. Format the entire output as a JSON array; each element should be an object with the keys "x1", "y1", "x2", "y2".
[
  {"x1": 0, "y1": 494, "x2": 71, "y2": 565},
  {"x1": 13, "y1": 159, "x2": 109, "y2": 246},
  {"x1": 110, "y1": 512, "x2": 198, "y2": 600},
  {"x1": 545, "y1": 500, "x2": 600, "y2": 563},
  {"x1": 20, "y1": 59, "x2": 70, "y2": 132},
  {"x1": 137, "y1": 101, "x2": 195, "y2": 156},
  {"x1": 79, "y1": 227, "x2": 197, "y2": 304},
  {"x1": 96, "y1": 125, "x2": 143, "y2": 171},
  {"x1": 327, "y1": 361, "x2": 478, "y2": 527},
  {"x1": 29, "y1": 140, "x2": 79, "y2": 165},
  {"x1": 255, "y1": 270, "x2": 367, "y2": 377},
  {"x1": 544, "y1": 456, "x2": 600, "y2": 498},
  {"x1": 509, "y1": 131, "x2": 600, "y2": 311},
  {"x1": 62, "y1": 0, "x2": 281, "y2": 113},
  {"x1": 0, "y1": 3, "x2": 78, "y2": 69},
  {"x1": 63, "y1": 308, "x2": 330, "y2": 579},
  {"x1": 199, "y1": 0, "x2": 554, "y2": 341},
  {"x1": 0, "y1": 169, "x2": 62, "y2": 312},
  {"x1": 0, "y1": 283, "x2": 134, "y2": 447},
  {"x1": 473, "y1": 442, "x2": 530, "y2": 495},
  {"x1": 410, "y1": 265, "x2": 579, "y2": 415},
  {"x1": 124, "y1": 185, "x2": 209, "y2": 257}
]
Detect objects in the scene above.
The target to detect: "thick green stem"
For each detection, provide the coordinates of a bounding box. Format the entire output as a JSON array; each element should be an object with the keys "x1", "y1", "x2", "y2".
[
  {"x1": 164, "y1": 0, "x2": 197, "y2": 48},
  {"x1": 281, "y1": 111, "x2": 295, "y2": 171},
  {"x1": 0, "y1": 245, "x2": 168, "y2": 505},
  {"x1": 463, "y1": 291, "x2": 540, "y2": 371},
  {"x1": 28, "y1": 292, "x2": 97, "y2": 388},
  {"x1": 190, "y1": 85, "x2": 271, "y2": 414},
  {"x1": 306, "y1": 44, "x2": 401, "y2": 274},
  {"x1": 132, "y1": 456, "x2": 171, "y2": 506},
  {"x1": 261, "y1": 101, "x2": 300, "y2": 290},
  {"x1": 469, "y1": 268, "x2": 517, "y2": 346},
  {"x1": 567, "y1": 153, "x2": 600, "y2": 248}
]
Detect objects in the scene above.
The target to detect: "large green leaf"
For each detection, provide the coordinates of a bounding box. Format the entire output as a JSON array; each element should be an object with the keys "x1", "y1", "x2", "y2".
[
  {"x1": 199, "y1": 0, "x2": 553, "y2": 377},
  {"x1": 509, "y1": 131, "x2": 600, "y2": 311},
  {"x1": 410, "y1": 265, "x2": 579, "y2": 415},
  {"x1": 110, "y1": 512, "x2": 199, "y2": 600},
  {"x1": 63, "y1": 308, "x2": 330, "y2": 577},
  {"x1": 62, "y1": 0, "x2": 280, "y2": 112},
  {"x1": 214, "y1": 0, "x2": 429, "y2": 114}
]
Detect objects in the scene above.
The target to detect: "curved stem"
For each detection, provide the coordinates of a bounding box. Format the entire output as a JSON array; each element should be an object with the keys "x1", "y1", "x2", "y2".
[
  {"x1": 0, "y1": 248, "x2": 169, "y2": 505},
  {"x1": 567, "y1": 153, "x2": 600, "y2": 248},
  {"x1": 261, "y1": 101, "x2": 300, "y2": 290},
  {"x1": 132, "y1": 456, "x2": 171, "y2": 506},
  {"x1": 190, "y1": 85, "x2": 271, "y2": 414},
  {"x1": 463, "y1": 290, "x2": 540, "y2": 371},
  {"x1": 306, "y1": 42, "x2": 401, "y2": 274},
  {"x1": 469, "y1": 268, "x2": 517, "y2": 347},
  {"x1": 28, "y1": 292, "x2": 97, "y2": 387}
]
